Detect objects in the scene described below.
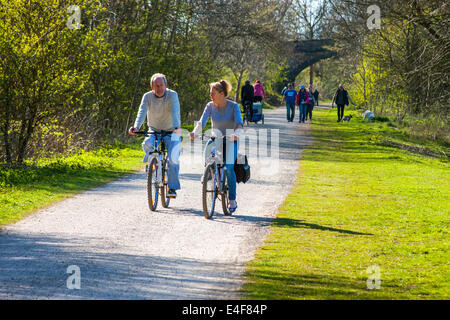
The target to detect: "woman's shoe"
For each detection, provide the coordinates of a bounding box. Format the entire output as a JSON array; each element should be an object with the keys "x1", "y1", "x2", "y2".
[{"x1": 228, "y1": 201, "x2": 238, "y2": 214}]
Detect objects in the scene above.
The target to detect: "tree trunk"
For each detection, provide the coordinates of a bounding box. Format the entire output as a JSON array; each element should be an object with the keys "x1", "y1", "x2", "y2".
[
  {"x1": 166, "y1": 0, "x2": 181, "y2": 55},
  {"x1": 234, "y1": 69, "x2": 244, "y2": 103},
  {"x1": 0, "y1": 104, "x2": 12, "y2": 165},
  {"x1": 17, "y1": 104, "x2": 37, "y2": 165}
]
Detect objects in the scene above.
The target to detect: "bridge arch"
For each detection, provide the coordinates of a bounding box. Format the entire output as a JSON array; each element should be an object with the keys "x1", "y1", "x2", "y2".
[{"x1": 285, "y1": 39, "x2": 337, "y2": 82}]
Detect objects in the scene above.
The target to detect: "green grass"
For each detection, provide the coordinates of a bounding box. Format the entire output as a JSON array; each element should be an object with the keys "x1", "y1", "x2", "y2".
[
  {"x1": 0, "y1": 141, "x2": 145, "y2": 227},
  {"x1": 241, "y1": 108, "x2": 449, "y2": 299}
]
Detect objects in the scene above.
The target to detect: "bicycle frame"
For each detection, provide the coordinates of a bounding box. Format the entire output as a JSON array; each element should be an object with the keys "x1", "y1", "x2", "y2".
[
  {"x1": 200, "y1": 133, "x2": 235, "y2": 218},
  {"x1": 148, "y1": 135, "x2": 167, "y2": 184},
  {"x1": 206, "y1": 136, "x2": 230, "y2": 194},
  {"x1": 135, "y1": 130, "x2": 173, "y2": 211}
]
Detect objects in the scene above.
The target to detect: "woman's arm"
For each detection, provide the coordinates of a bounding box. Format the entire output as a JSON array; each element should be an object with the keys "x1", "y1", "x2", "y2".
[
  {"x1": 193, "y1": 104, "x2": 211, "y2": 135},
  {"x1": 234, "y1": 103, "x2": 244, "y2": 130}
]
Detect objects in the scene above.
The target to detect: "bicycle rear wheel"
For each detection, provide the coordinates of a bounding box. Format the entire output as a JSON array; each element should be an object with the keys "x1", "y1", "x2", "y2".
[
  {"x1": 147, "y1": 157, "x2": 159, "y2": 211},
  {"x1": 160, "y1": 162, "x2": 170, "y2": 208},
  {"x1": 202, "y1": 163, "x2": 217, "y2": 219}
]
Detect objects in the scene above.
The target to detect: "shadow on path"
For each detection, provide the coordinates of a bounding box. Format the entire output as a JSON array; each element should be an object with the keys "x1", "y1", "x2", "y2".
[{"x1": 0, "y1": 231, "x2": 241, "y2": 299}]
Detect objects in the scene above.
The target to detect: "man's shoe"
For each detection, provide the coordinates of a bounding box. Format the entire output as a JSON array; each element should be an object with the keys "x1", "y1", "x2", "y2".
[{"x1": 167, "y1": 189, "x2": 177, "y2": 198}]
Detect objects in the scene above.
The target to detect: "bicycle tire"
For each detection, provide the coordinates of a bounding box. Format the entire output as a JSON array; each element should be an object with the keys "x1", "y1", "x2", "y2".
[
  {"x1": 202, "y1": 163, "x2": 217, "y2": 219},
  {"x1": 160, "y1": 162, "x2": 170, "y2": 208},
  {"x1": 147, "y1": 157, "x2": 159, "y2": 211},
  {"x1": 221, "y1": 173, "x2": 230, "y2": 215}
]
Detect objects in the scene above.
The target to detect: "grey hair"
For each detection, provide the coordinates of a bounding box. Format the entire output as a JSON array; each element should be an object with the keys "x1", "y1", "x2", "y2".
[{"x1": 150, "y1": 73, "x2": 168, "y2": 86}]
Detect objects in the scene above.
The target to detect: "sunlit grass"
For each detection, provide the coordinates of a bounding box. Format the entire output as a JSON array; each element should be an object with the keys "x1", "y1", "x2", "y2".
[
  {"x1": 242, "y1": 108, "x2": 449, "y2": 299},
  {"x1": 0, "y1": 142, "x2": 145, "y2": 226}
]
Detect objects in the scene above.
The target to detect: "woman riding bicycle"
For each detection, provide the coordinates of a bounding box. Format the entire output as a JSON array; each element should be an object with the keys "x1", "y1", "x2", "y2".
[{"x1": 190, "y1": 80, "x2": 243, "y2": 213}]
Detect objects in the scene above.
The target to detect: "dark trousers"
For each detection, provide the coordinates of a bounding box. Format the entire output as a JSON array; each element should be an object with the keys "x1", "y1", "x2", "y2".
[
  {"x1": 243, "y1": 100, "x2": 253, "y2": 118},
  {"x1": 307, "y1": 103, "x2": 314, "y2": 120},
  {"x1": 254, "y1": 96, "x2": 262, "y2": 102},
  {"x1": 337, "y1": 104, "x2": 345, "y2": 121}
]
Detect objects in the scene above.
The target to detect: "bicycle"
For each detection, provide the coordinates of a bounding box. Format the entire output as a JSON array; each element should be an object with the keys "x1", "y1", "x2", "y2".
[
  {"x1": 135, "y1": 130, "x2": 173, "y2": 211},
  {"x1": 198, "y1": 133, "x2": 236, "y2": 219}
]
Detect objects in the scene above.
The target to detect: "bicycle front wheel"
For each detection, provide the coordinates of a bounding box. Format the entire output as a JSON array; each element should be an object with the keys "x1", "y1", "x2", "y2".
[
  {"x1": 147, "y1": 157, "x2": 159, "y2": 211},
  {"x1": 202, "y1": 163, "x2": 217, "y2": 219}
]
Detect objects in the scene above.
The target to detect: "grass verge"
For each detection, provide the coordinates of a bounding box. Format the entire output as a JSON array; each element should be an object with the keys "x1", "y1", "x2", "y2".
[
  {"x1": 0, "y1": 141, "x2": 145, "y2": 227},
  {"x1": 241, "y1": 107, "x2": 449, "y2": 299}
]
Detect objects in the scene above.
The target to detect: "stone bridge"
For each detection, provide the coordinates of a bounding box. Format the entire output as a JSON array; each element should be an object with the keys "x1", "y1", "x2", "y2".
[{"x1": 285, "y1": 39, "x2": 337, "y2": 82}]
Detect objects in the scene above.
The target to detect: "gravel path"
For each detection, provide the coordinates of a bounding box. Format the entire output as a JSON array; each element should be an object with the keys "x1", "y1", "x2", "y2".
[{"x1": 0, "y1": 106, "x2": 312, "y2": 299}]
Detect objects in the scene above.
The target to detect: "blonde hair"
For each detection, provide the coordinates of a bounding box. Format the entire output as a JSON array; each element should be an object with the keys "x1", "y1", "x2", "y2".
[{"x1": 210, "y1": 79, "x2": 232, "y2": 97}]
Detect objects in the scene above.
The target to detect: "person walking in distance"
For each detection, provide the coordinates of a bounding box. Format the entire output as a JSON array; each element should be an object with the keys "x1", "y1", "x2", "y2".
[
  {"x1": 314, "y1": 88, "x2": 319, "y2": 106},
  {"x1": 332, "y1": 84, "x2": 355, "y2": 122},
  {"x1": 307, "y1": 86, "x2": 315, "y2": 122},
  {"x1": 282, "y1": 83, "x2": 297, "y2": 122},
  {"x1": 253, "y1": 80, "x2": 266, "y2": 103},
  {"x1": 296, "y1": 85, "x2": 310, "y2": 123}
]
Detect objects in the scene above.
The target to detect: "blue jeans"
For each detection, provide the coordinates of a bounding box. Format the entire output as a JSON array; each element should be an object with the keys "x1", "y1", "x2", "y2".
[
  {"x1": 143, "y1": 133, "x2": 181, "y2": 190},
  {"x1": 204, "y1": 139, "x2": 238, "y2": 201},
  {"x1": 286, "y1": 102, "x2": 295, "y2": 121},
  {"x1": 299, "y1": 103, "x2": 307, "y2": 122}
]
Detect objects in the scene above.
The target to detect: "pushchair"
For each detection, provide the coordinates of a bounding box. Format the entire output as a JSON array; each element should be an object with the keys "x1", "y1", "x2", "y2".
[{"x1": 243, "y1": 101, "x2": 264, "y2": 125}]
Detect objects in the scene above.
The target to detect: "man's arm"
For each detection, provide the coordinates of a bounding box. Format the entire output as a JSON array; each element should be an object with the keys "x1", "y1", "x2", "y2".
[{"x1": 129, "y1": 93, "x2": 149, "y2": 134}]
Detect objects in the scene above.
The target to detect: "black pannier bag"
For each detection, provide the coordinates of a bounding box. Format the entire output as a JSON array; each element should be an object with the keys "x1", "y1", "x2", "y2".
[{"x1": 234, "y1": 154, "x2": 250, "y2": 183}]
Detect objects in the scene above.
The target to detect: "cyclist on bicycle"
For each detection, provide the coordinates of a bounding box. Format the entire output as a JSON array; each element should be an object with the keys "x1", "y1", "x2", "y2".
[
  {"x1": 190, "y1": 80, "x2": 243, "y2": 213},
  {"x1": 129, "y1": 73, "x2": 181, "y2": 198},
  {"x1": 241, "y1": 80, "x2": 254, "y2": 119}
]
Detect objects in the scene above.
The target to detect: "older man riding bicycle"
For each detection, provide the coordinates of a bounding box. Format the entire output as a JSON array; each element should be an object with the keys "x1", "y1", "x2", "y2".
[{"x1": 129, "y1": 73, "x2": 181, "y2": 198}]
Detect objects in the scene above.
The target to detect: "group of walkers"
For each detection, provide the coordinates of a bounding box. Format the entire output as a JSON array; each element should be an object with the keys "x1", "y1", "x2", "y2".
[
  {"x1": 282, "y1": 83, "x2": 319, "y2": 123},
  {"x1": 129, "y1": 74, "x2": 243, "y2": 214},
  {"x1": 282, "y1": 83, "x2": 356, "y2": 123}
]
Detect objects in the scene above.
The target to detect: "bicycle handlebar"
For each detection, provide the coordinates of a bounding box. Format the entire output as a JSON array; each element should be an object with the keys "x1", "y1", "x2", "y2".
[
  {"x1": 134, "y1": 130, "x2": 173, "y2": 137},
  {"x1": 191, "y1": 133, "x2": 237, "y2": 141}
]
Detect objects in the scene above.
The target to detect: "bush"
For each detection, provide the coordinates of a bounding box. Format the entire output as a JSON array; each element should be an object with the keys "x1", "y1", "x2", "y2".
[{"x1": 374, "y1": 116, "x2": 390, "y2": 122}]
